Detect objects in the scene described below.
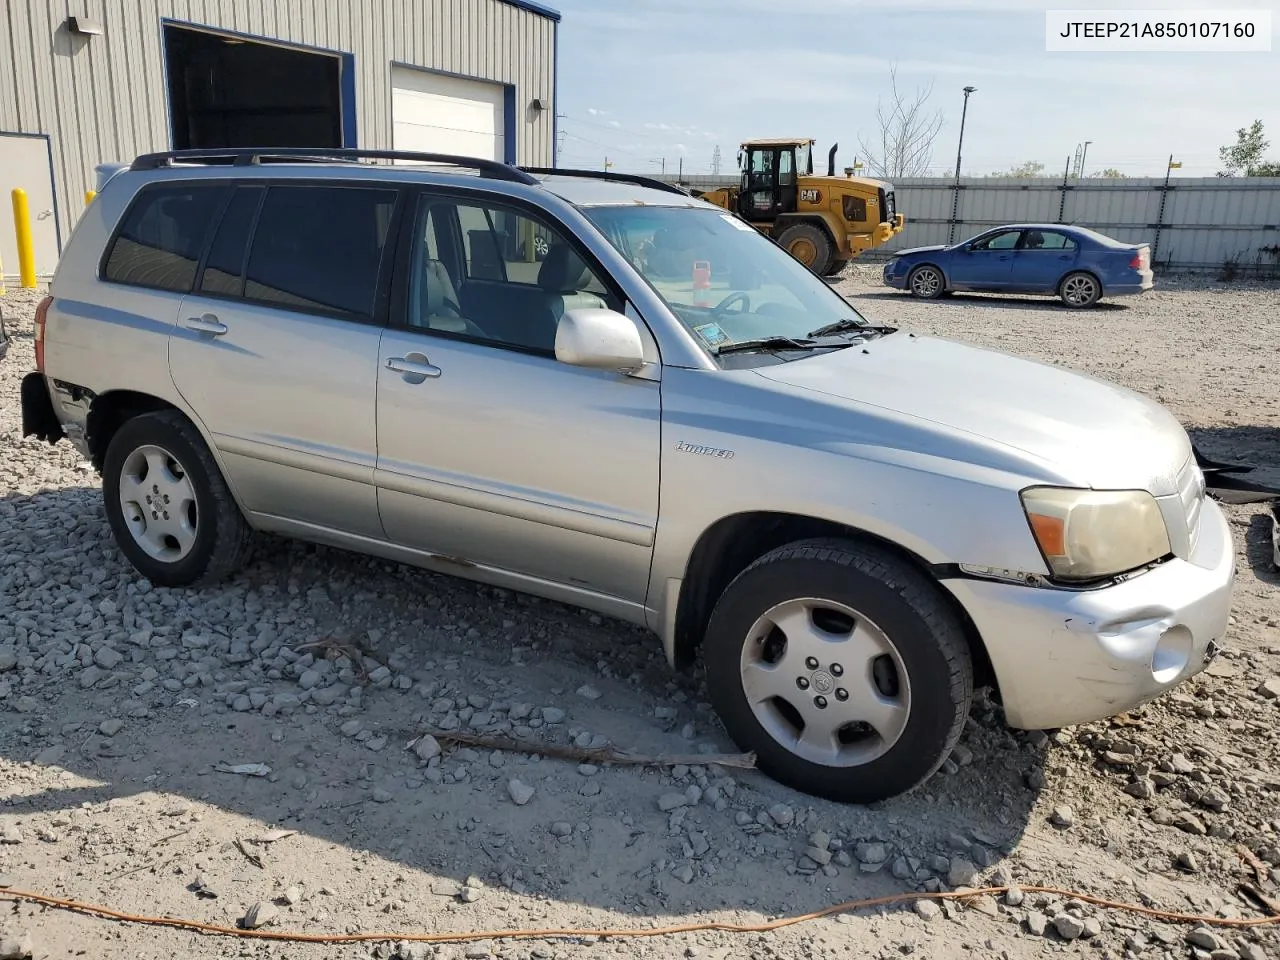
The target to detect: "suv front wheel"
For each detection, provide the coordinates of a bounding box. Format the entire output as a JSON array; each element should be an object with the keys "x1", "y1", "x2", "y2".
[
  {"x1": 703, "y1": 538, "x2": 973, "y2": 803},
  {"x1": 102, "y1": 410, "x2": 253, "y2": 587}
]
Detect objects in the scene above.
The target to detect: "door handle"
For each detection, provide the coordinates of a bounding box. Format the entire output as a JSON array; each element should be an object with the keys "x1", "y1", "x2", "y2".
[
  {"x1": 386, "y1": 353, "x2": 442, "y2": 380},
  {"x1": 184, "y1": 313, "x2": 227, "y2": 336}
]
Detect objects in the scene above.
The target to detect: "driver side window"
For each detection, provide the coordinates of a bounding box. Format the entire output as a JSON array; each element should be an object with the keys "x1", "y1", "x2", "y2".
[
  {"x1": 971, "y1": 230, "x2": 1021, "y2": 251},
  {"x1": 405, "y1": 193, "x2": 620, "y2": 356}
]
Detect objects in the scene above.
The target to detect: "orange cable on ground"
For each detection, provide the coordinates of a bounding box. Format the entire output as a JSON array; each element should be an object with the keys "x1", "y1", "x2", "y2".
[{"x1": 2, "y1": 884, "x2": 1278, "y2": 946}]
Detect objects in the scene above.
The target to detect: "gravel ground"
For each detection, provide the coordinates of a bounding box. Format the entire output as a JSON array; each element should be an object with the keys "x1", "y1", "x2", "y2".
[{"x1": 1, "y1": 272, "x2": 1279, "y2": 960}]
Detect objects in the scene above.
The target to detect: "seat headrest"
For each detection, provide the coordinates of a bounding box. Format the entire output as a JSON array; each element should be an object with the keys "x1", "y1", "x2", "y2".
[{"x1": 537, "y1": 243, "x2": 591, "y2": 292}]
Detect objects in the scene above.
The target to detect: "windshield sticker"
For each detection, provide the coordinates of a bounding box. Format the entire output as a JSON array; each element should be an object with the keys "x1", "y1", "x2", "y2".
[
  {"x1": 719, "y1": 214, "x2": 756, "y2": 232},
  {"x1": 692, "y1": 322, "x2": 730, "y2": 347}
]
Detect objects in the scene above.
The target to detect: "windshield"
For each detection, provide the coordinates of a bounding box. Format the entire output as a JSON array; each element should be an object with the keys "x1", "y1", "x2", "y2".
[{"x1": 580, "y1": 205, "x2": 872, "y2": 356}]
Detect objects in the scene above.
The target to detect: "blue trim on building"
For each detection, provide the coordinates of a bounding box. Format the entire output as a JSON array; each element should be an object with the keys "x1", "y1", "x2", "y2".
[
  {"x1": 502, "y1": 85, "x2": 517, "y2": 164},
  {"x1": 499, "y1": 0, "x2": 561, "y2": 22},
  {"x1": 158, "y1": 18, "x2": 358, "y2": 148},
  {"x1": 0, "y1": 130, "x2": 62, "y2": 256},
  {"x1": 339, "y1": 53, "x2": 358, "y2": 147}
]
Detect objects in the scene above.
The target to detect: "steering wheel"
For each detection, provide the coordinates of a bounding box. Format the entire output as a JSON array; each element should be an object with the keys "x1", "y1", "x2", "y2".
[{"x1": 712, "y1": 291, "x2": 751, "y2": 315}]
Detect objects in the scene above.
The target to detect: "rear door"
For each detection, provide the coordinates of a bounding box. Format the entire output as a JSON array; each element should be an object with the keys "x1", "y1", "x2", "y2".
[
  {"x1": 169, "y1": 180, "x2": 401, "y2": 539},
  {"x1": 947, "y1": 228, "x2": 1021, "y2": 290},
  {"x1": 1011, "y1": 229, "x2": 1080, "y2": 292}
]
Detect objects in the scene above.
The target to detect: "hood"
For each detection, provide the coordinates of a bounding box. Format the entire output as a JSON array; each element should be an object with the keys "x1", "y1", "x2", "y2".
[
  {"x1": 890, "y1": 244, "x2": 949, "y2": 258},
  {"x1": 754, "y1": 333, "x2": 1192, "y2": 495}
]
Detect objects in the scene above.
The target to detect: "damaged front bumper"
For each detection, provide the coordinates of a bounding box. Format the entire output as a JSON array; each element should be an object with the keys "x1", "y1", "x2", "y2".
[{"x1": 945, "y1": 496, "x2": 1235, "y2": 731}]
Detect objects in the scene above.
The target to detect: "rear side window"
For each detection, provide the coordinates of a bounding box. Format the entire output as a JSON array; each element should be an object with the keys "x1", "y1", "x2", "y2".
[
  {"x1": 243, "y1": 184, "x2": 398, "y2": 320},
  {"x1": 198, "y1": 186, "x2": 264, "y2": 296},
  {"x1": 102, "y1": 184, "x2": 226, "y2": 292}
]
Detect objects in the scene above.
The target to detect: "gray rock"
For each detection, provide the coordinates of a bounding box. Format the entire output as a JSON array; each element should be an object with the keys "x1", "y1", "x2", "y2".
[
  {"x1": 856, "y1": 841, "x2": 888, "y2": 864},
  {"x1": 1053, "y1": 913, "x2": 1085, "y2": 940},
  {"x1": 1175, "y1": 811, "x2": 1208, "y2": 835},
  {"x1": 231, "y1": 695, "x2": 251, "y2": 712},
  {"x1": 768, "y1": 803, "x2": 795, "y2": 827},
  {"x1": 414, "y1": 735, "x2": 441, "y2": 762},
  {"x1": 340, "y1": 720, "x2": 362, "y2": 737},
  {"x1": 658, "y1": 792, "x2": 688, "y2": 812},
  {"x1": 312, "y1": 685, "x2": 343, "y2": 706},
  {"x1": 804, "y1": 845, "x2": 833, "y2": 866},
  {"x1": 808, "y1": 830, "x2": 830, "y2": 851},
  {"x1": 297, "y1": 669, "x2": 321, "y2": 690},
  {"x1": 1257, "y1": 679, "x2": 1280, "y2": 699},
  {"x1": 541, "y1": 707, "x2": 565, "y2": 724},
  {"x1": 891, "y1": 857, "x2": 913, "y2": 880},
  {"x1": 0, "y1": 648, "x2": 17, "y2": 673},
  {"x1": 579, "y1": 781, "x2": 601, "y2": 797},
  {"x1": 0, "y1": 825, "x2": 22, "y2": 845},
  {"x1": 1177, "y1": 850, "x2": 1200, "y2": 872},
  {"x1": 1125, "y1": 778, "x2": 1156, "y2": 799},
  {"x1": 947, "y1": 857, "x2": 978, "y2": 887},
  {"x1": 93, "y1": 647, "x2": 123, "y2": 670},
  {"x1": 242, "y1": 901, "x2": 279, "y2": 929},
  {"x1": 0, "y1": 932, "x2": 34, "y2": 960},
  {"x1": 550, "y1": 822, "x2": 573, "y2": 838},
  {"x1": 689, "y1": 832, "x2": 711, "y2": 857},
  {"x1": 671, "y1": 863, "x2": 694, "y2": 884},
  {"x1": 1005, "y1": 885, "x2": 1024, "y2": 907},
  {"x1": 507, "y1": 779, "x2": 535, "y2": 806},
  {"x1": 1239, "y1": 943, "x2": 1268, "y2": 960},
  {"x1": 1050, "y1": 805, "x2": 1075, "y2": 828},
  {"x1": 281, "y1": 885, "x2": 302, "y2": 906},
  {"x1": 913, "y1": 900, "x2": 940, "y2": 920},
  {"x1": 1026, "y1": 911, "x2": 1049, "y2": 937},
  {"x1": 576, "y1": 684, "x2": 601, "y2": 700},
  {"x1": 372, "y1": 789, "x2": 392, "y2": 803},
  {"x1": 78, "y1": 665, "x2": 104, "y2": 689},
  {"x1": 99, "y1": 718, "x2": 124, "y2": 737},
  {"x1": 1188, "y1": 928, "x2": 1225, "y2": 951},
  {"x1": 33, "y1": 744, "x2": 64, "y2": 765}
]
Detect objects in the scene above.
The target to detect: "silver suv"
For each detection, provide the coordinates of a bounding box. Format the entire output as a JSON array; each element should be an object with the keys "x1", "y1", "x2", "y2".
[{"x1": 21, "y1": 148, "x2": 1234, "y2": 804}]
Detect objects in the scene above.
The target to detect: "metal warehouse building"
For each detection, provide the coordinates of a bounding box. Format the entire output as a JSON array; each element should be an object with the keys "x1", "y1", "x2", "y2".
[{"x1": 0, "y1": 0, "x2": 560, "y2": 279}]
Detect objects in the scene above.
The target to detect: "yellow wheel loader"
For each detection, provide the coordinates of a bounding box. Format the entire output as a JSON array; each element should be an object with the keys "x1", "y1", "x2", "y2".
[{"x1": 695, "y1": 139, "x2": 906, "y2": 276}]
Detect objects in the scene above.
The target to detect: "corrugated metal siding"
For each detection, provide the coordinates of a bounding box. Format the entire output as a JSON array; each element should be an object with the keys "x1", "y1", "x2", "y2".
[
  {"x1": 1, "y1": 0, "x2": 556, "y2": 248},
  {"x1": 667, "y1": 173, "x2": 1280, "y2": 270}
]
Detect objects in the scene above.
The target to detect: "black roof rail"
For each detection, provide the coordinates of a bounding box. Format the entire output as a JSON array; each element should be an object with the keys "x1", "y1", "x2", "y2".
[
  {"x1": 128, "y1": 148, "x2": 539, "y2": 185},
  {"x1": 520, "y1": 166, "x2": 691, "y2": 197}
]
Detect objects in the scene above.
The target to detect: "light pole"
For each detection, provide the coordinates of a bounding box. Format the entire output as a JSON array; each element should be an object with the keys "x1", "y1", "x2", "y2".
[
  {"x1": 1079, "y1": 140, "x2": 1092, "y2": 178},
  {"x1": 948, "y1": 85, "x2": 977, "y2": 244}
]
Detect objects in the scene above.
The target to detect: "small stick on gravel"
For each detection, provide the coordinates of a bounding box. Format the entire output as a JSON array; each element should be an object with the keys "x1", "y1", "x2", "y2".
[
  {"x1": 1238, "y1": 844, "x2": 1272, "y2": 887},
  {"x1": 1239, "y1": 883, "x2": 1280, "y2": 917},
  {"x1": 416, "y1": 729, "x2": 756, "y2": 770},
  {"x1": 293, "y1": 636, "x2": 387, "y2": 682},
  {"x1": 232, "y1": 839, "x2": 264, "y2": 869}
]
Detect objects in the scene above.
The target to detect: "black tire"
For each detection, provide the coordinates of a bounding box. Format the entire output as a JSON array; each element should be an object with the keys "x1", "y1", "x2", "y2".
[
  {"x1": 908, "y1": 264, "x2": 946, "y2": 299},
  {"x1": 703, "y1": 538, "x2": 973, "y2": 804},
  {"x1": 1058, "y1": 271, "x2": 1102, "y2": 308},
  {"x1": 823, "y1": 258, "x2": 850, "y2": 278},
  {"x1": 776, "y1": 223, "x2": 834, "y2": 276},
  {"x1": 102, "y1": 410, "x2": 253, "y2": 588}
]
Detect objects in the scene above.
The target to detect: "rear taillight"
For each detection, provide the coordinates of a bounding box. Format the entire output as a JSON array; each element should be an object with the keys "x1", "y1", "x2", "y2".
[
  {"x1": 33, "y1": 295, "x2": 52, "y2": 373},
  {"x1": 1129, "y1": 253, "x2": 1142, "y2": 269}
]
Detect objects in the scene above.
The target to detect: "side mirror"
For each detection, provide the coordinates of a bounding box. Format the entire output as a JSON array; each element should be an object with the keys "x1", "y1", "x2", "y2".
[{"x1": 555, "y1": 308, "x2": 646, "y2": 373}]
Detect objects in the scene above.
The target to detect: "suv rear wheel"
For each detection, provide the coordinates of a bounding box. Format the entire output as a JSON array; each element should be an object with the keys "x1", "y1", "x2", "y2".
[
  {"x1": 702, "y1": 538, "x2": 972, "y2": 803},
  {"x1": 102, "y1": 411, "x2": 252, "y2": 587}
]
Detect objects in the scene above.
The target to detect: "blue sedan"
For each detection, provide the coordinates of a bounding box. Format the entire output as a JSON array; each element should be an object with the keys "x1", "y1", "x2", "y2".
[{"x1": 881, "y1": 223, "x2": 1154, "y2": 308}]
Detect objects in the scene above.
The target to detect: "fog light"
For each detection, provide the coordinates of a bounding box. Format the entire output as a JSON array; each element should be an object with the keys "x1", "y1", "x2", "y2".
[{"x1": 1151, "y1": 624, "x2": 1193, "y2": 684}]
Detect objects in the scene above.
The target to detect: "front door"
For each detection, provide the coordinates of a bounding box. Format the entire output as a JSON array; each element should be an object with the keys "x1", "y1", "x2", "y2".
[
  {"x1": 169, "y1": 181, "x2": 399, "y2": 539},
  {"x1": 1011, "y1": 229, "x2": 1081, "y2": 293},
  {"x1": 947, "y1": 228, "x2": 1022, "y2": 290},
  {"x1": 739, "y1": 147, "x2": 781, "y2": 222},
  {"x1": 374, "y1": 190, "x2": 661, "y2": 604}
]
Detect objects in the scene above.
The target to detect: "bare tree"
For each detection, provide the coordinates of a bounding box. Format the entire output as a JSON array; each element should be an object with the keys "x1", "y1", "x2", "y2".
[{"x1": 857, "y1": 65, "x2": 945, "y2": 179}]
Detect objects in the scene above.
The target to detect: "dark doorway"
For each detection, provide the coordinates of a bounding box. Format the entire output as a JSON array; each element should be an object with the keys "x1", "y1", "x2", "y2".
[{"x1": 164, "y1": 25, "x2": 343, "y2": 150}]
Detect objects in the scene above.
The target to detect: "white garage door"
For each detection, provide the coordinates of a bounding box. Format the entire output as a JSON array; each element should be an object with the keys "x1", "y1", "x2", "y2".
[{"x1": 391, "y1": 66, "x2": 506, "y2": 162}]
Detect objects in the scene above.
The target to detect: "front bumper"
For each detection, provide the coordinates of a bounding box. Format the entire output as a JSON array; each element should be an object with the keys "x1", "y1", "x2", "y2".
[
  {"x1": 944, "y1": 497, "x2": 1235, "y2": 730},
  {"x1": 882, "y1": 260, "x2": 908, "y2": 289}
]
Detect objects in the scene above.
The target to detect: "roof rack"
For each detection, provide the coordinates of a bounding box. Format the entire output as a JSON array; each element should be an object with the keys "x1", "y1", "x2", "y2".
[
  {"x1": 129, "y1": 148, "x2": 539, "y2": 185},
  {"x1": 520, "y1": 166, "x2": 691, "y2": 197}
]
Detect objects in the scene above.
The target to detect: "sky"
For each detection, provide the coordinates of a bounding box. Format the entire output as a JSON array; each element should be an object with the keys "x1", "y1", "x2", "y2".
[{"x1": 550, "y1": 0, "x2": 1279, "y2": 179}]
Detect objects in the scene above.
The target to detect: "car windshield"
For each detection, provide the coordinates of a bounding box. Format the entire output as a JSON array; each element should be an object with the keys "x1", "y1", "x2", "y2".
[{"x1": 579, "y1": 205, "x2": 873, "y2": 356}]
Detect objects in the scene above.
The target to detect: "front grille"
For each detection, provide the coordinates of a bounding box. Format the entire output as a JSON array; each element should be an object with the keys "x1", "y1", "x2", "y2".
[{"x1": 1175, "y1": 454, "x2": 1205, "y2": 552}]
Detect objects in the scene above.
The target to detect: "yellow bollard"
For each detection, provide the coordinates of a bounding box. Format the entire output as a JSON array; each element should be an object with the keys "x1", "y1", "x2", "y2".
[
  {"x1": 85, "y1": 190, "x2": 96, "y2": 205},
  {"x1": 11, "y1": 188, "x2": 37, "y2": 289}
]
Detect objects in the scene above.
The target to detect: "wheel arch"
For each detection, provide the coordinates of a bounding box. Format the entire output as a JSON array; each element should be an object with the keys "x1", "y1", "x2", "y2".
[
  {"x1": 86, "y1": 390, "x2": 187, "y2": 472},
  {"x1": 1058, "y1": 267, "x2": 1104, "y2": 298},
  {"x1": 669, "y1": 510, "x2": 997, "y2": 693}
]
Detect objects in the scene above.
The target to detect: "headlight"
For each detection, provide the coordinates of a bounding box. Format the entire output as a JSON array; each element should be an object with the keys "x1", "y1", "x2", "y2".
[
  {"x1": 885, "y1": 259, "x2": 899, "y2": 274},
  {"x1": 1020, "y1": 487, "x2": 1171, "y2": 581}
]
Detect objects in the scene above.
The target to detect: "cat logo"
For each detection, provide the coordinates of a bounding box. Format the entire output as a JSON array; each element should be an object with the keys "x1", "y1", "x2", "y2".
[{"x1": 799, "y1": 188, "x2": 822, "y2": 204}]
